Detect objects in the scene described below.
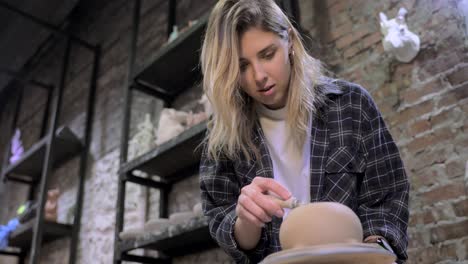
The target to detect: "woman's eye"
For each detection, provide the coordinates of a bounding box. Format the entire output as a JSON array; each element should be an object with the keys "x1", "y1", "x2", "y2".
[
  {"x1": 240, "y1": 63, "x2": 248, "y2": 72},
  {"x1": 264, "y1": 51, "x2": 275, "y2": 59}
]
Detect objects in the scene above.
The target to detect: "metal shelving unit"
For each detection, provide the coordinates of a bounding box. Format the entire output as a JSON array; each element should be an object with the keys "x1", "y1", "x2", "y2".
[
  {"x1": 113, "y1": 1, "x2": 213, "y2": 263},
  {"x1": 0, "y1": 2, "x2": 100, "y2": 264}
]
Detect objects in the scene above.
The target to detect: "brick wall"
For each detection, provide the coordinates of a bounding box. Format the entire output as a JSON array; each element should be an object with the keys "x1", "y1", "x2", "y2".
[{"x1": 299, "y1": 0, "x2": 468, "y2": 263}]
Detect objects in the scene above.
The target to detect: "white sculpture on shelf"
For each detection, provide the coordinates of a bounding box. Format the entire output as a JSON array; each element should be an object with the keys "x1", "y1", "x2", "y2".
[
  {"x1": 128, "y1": 113, "x2": 155, "y2": 159},
  {"x1": 155, "y1": 108, "x2": 189, "y2": 146},
  {"x1": 169, "y1": 211, "x2": 195, "y2": 225},
  {"x1": 379, "y1": 7, "x2": 420, "y2": 63},
  {"x1": 119, "y1": 227, "x2": 145, "y2": 240},
  {"x1": 193, "y1": 202, "x2": 203, "y2": 217},
  {"x1": 9, "y1": 129, "x2": 24, "y2": 164},
  {"x1": 186, "y1": 93, "x2": 213, "y2": 127},
  {"x1": 155, "y1": 94, "x2": 213, "y2": 145},
  {"x1": 199, "y1": 93, "x2": 213, "y2": 118},
  {"x1": 144, "y1": 218, "x2": 169, "y2": 234},
  {"x1": 168, "y1": 25, "x2": 179, "y2": 43}
]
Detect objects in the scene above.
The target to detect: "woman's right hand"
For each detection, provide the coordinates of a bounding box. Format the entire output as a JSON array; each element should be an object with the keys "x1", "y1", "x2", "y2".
[{"x1": 235, "y1": 177, "x2": 291, "y2": 228}]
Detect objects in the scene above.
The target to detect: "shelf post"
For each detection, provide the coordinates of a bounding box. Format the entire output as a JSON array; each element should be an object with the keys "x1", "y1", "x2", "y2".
[
  {"x1": 68, "y1": 44, "x2": 101, "y2": 264},
  {"x1": 114, "y1": 0, "x2": 141, "y2": 263},
  {"x1": 40, "y1": 85, "x2": 53, "y2": 138},
  {"x1": 29, "y1": 37, "x2": 71, "y2": 264}
]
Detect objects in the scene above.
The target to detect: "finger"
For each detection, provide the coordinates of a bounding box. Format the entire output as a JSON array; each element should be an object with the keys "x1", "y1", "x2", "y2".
[
  {"x1": 267, "y1": 195, "x2": 297, "y2": 209},
  {"x1": 243, "y1": 186, "x2": 284, "y2": 218},
  {"x1": 238, "y1": 193, "x2": 272, "y2": 223},
  {"x1": 252, "y1": 177, "x2": 291, "y2": 200},
  {"x1": 236, "y1": 203, "x2": 265, "y2": 228}
]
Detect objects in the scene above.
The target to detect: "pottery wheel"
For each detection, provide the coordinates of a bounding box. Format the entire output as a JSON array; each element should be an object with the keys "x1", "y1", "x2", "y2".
[{"x1": 261, "y1": 243, "x2": 396, "y2": 264}]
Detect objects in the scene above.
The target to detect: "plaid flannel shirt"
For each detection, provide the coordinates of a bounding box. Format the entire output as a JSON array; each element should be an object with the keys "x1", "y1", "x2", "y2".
[{"x1": 199, "y1": 80, "x2": 409, "y2": 263}]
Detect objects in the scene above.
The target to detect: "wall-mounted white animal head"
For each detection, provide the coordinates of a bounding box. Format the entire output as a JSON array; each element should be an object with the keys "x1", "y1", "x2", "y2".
[{"x1": 379, "y1": 7, "x2": 420, "y2": 62}]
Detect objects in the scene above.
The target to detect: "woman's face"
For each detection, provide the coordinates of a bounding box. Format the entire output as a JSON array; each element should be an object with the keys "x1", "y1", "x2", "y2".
[{"x1": 238, "y1": 27, "x2": 291, "y2": 110}]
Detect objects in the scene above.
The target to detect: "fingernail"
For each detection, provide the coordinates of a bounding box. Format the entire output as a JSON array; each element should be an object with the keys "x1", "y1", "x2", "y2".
[
  {"x1": 266, "y1": 216, "x2": 272, "y2": 222},
  {"x1": 275, "y1": 210, "x2": 283, "y2": 218}
]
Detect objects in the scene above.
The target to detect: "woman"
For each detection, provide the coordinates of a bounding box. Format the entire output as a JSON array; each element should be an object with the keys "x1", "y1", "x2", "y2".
[{"x1": 199, "y1": 0, "x2": 409, "y2": 263}]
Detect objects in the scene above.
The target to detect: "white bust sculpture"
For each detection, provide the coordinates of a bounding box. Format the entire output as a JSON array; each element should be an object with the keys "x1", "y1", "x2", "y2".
[
  {"x1": 155, "y1": 108, "x2": 189, "y2": 145},
  {"x1": 380, "y1": 7, "x2": 420, "y2": 63},
  {"x1": 128, "y1": 113, "x2": 155, "y2": 159}
]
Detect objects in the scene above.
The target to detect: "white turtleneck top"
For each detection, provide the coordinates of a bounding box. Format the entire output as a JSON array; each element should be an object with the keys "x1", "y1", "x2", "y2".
[{"x1": 255, "y1": 103, "x2": 311, "y2": 217}]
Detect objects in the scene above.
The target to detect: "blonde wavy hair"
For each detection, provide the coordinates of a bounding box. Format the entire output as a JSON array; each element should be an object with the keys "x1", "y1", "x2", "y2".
[{"x1": 201, "y1": 0, "x2": 333, "y2": 162}]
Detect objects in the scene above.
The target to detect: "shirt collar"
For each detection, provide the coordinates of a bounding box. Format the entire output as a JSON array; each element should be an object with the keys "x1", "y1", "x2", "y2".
[{"x1": 255, "y1": 102, "x2": 287, "y2": 120}]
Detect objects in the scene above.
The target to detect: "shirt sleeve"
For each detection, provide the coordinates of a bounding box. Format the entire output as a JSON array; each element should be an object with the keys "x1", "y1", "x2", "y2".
[
  {"x1": 358, "y1": 88, "x2": 410, "y2": 263},
  {"x1": 199, "y1": 143, "x2": 269, "y2": 263}
]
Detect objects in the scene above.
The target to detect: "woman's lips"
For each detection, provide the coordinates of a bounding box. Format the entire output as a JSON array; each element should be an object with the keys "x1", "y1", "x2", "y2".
[
  {"x1": 258, "y1": 84, "x2": 275, "y2": 94},
  {"x1": 259, "y1": 85, "x2": 275, "y2": 96}
]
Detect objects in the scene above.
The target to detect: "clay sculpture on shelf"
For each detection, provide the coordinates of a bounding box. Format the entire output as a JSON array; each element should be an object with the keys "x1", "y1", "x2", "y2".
[
  {"x1": 168, "y1": 211, "x2": 195, "y2": 225},
  {"x1": 155, "y1": 108, "x2": 189, "y2": 146},
  {"x1": 143, "y1": 218, "x2": 170, "y2": 234},
  {"x1": 17, "y1": 201, "x2": 37, "y2": 223},
  {"x1": 128, "y1": 113, "x2": 155, "y2": 159},
  {"x1": 186, "y1": 111, "x2": 207, "y2": 128},
  {"x1": 168, "y1": 25, "x2": 179, "y2": 43},
  {"x1": 192, "y1": 202, "x2": 203, "y2": 217},
  {"x1": 9, "y1": 129, "x2": 24, "y2": 164},
  {"x1": 119, "y1": 226, "x2": 145, "y2": 240},
  {"x1": 45, "y1": 188, "x2": 60, "y2": 222},
  {"x1": 186, "y1": 93, "x2": 213, "y2": 127},
  {"x1": 199, "y1": 93, "x2": 213, "y2": 118}
]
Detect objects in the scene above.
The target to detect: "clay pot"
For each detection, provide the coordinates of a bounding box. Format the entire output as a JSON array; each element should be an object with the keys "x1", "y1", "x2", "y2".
[
  {"x1": 280, "y1": 202, "x2": 362, "y2": 250},
  {"x1": 261, "y1": 202, "x2": 396, "y2": 264}
]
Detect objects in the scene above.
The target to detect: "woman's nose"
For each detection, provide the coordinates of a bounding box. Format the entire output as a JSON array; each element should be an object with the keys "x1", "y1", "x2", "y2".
[{"x1": 253, "y1": 63, "x2": 267, "y2": 87}]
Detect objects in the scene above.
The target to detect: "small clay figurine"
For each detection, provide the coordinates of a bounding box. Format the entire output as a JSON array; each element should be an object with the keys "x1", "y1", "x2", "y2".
[
  {"x1": 169, "y1": 211, "x2": 195, "y2": 225},
  {"x1": 186, "y1": 111, "x2": 207, "y2": 127},
  {"x1": 128, "y1": 113, "x2": 155, "y2": 159},
  {"x1": 119, "y1": 227, "x2": 145, "y2": 240},
  {"x1": 44, "y1": 189, "x2": 60, "y2": 222},
  {"x1": 199, "y1": 93, "x2": 213, "y2": 117},
  {"x1": 185, "y1": 93, "x2": 214, "y2": 127},
  {"x1": 168, "y1": 25, "x2": 179, "y2": 43},
  {"x1": 9, "y1": 129, "x2": 24, "y2": 164},
  {"x1": 143, "y1": 218, "x2": 169, "y2": 234},
  {"x1": 192, "y1": 202, "x2": 203, "y2": 217}
]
